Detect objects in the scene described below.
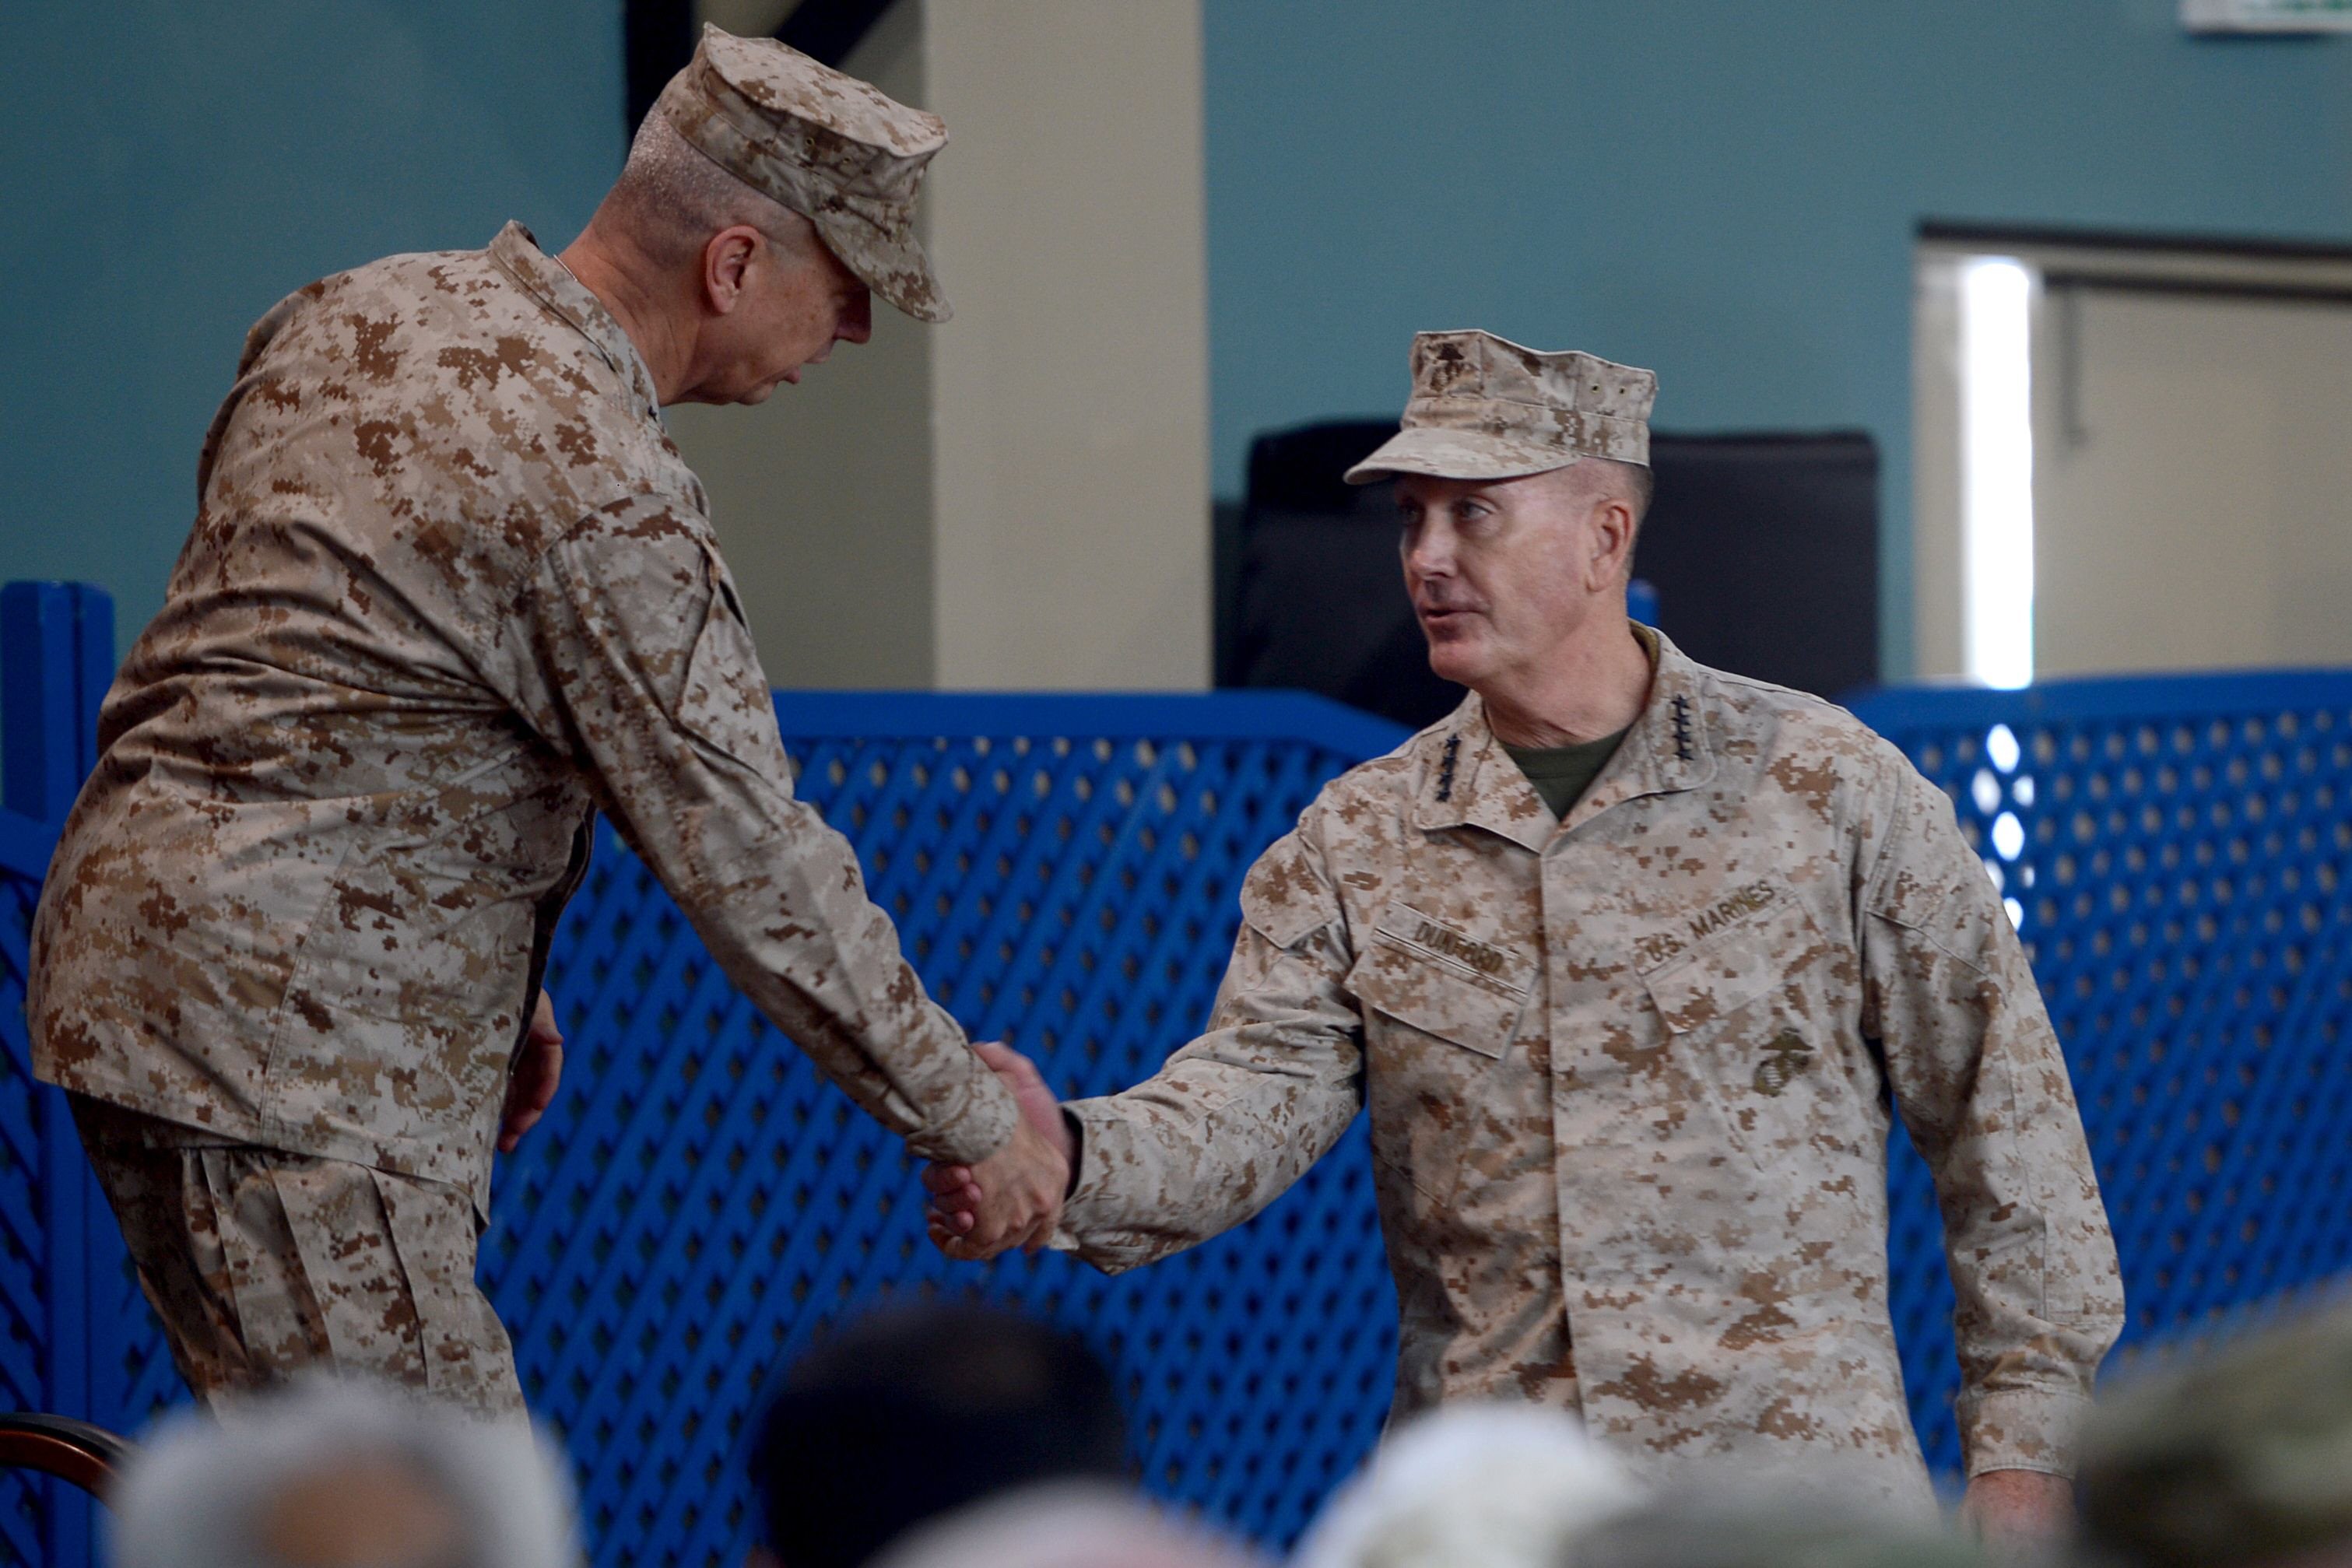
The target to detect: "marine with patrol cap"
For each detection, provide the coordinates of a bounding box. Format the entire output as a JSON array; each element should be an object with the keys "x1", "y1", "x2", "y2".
[
  {"x1": 928, "y1": 330, "x2": 2123, "y2": 1539},
  {"x1": 30, "y1": 26, "x2": 1068, "y2": 1414}
]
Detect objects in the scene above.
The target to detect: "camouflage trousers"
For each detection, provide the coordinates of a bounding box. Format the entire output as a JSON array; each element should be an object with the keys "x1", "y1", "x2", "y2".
[{"x1": 71, "y1": 1096, "x2": 523, "y2": 1418}]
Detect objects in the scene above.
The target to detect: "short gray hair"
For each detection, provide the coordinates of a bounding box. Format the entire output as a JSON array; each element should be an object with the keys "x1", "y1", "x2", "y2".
[
  {"x1": 1294, "y1": 1405, "x2": 1642, "y2": 1568},
  {"x1": 608, "y1": 108, "x2": 823, "y2": 270},
  {"x1": 109, "y1": 1378, "x2": 577, "y2": 1568},
  {"x1": 1588, "y1": 455, "x2": 1655, "y2": 521}
]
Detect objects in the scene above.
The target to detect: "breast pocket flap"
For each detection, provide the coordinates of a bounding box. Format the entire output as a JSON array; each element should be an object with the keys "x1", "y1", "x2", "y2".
[
  {"x1": 1641, "y1": 900, "x2": 1817, "y2": 1035},
  {"x1": 1351, "y1": 901, "x2": 1530, "y2": 1061}
]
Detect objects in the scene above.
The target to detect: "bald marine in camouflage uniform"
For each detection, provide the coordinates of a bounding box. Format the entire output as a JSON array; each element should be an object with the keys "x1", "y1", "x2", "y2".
[
  {"x1": 27, "y1": 27, "x2": 1071, "y2": 1414},
  {"x1": 929, "y1": 332, "x2": 2124, "y2": 1528}
]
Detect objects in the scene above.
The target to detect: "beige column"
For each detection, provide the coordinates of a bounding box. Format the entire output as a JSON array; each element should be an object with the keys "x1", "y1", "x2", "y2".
[
  {"x1": 666, "y1": 0, "x2": 1210, "y2": 693},
  {"x1": 920, "y1": 0, "x2": 1210, "y2": 689},
  {"x1": 667, "y1": 0, "x2": 938, "y2": 689}
]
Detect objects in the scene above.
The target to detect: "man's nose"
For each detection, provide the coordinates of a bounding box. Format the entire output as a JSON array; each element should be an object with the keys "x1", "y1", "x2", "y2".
[
  {"x1": 837, "y1": 289, "x2": 873, "y2": 345},
  {"x1": 1403, "y1": 521, "x2": 1456, "y2": 580}
]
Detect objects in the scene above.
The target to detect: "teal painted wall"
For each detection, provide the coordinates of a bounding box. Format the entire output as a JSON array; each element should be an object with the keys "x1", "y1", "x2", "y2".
[
  {"x1": 7, "y1": 4, "x2": 2348, "y2": 680},
  {"x1": 0, "y1": 2, "x2": 624, "y2": 648},
  {"x1": 1201, "y1": 0, "x2": 2352, "y2": 675}
]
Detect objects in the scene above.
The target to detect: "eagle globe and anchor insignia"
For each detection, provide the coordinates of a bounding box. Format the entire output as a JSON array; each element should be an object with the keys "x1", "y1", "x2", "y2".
[{"x1": 1753, "y1": 1030, "x2": 1816, "y2": 1096}]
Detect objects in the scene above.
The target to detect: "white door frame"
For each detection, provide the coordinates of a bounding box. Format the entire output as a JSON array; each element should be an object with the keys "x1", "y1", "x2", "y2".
[{"x1": 1911, "y1": 224, "x2": 2352, "y2": 683}]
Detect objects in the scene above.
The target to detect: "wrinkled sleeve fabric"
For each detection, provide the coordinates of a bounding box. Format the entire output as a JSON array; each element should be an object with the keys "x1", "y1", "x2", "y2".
[
  {"x1": 1860, "y1": 754, "x2": 2125, "y2": 1479},
  {"x1": 1055, "y1": 813, "x2": 1367, "y2": 1273},
  {"x1": 502, "y1": 493, "x2": 1016, "y2": 1166}
]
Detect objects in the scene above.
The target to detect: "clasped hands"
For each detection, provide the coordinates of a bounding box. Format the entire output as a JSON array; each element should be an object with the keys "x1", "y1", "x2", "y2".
[{"x1": 923, "y1": 1043, "x2": 1071, "y2": 1260}]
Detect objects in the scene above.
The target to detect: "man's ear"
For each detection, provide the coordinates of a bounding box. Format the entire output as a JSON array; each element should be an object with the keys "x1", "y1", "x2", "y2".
[
  {"x1": 1587, "y1": 495, "x2": 1638, "y2": 594},
  {"x1": 701, "y1": 225, "x2": 762, "y2": 314}
]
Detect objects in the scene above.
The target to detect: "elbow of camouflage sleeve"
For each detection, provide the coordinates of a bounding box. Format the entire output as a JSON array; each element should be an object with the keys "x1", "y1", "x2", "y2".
[{"x1": 1958, "y1": 1386, "x2": 2095, "y2": 1479}]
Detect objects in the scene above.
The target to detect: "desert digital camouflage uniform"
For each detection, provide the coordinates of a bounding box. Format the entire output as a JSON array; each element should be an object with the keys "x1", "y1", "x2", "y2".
[
  {"x1": 72, "y1": 1096, "x2": 524, "y2": 1413},
  {"x1": 28, "y1": 31, "x2": 1012, "y2": 1412},
  {"x1": 1055, "y1": 331, "x2": 2122, "y2": 1512}
]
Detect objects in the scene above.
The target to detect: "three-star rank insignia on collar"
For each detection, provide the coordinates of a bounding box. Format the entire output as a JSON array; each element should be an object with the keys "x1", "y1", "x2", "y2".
[{"x1": 1436, "y1": 733, "x2": 1461, "y2": 802}]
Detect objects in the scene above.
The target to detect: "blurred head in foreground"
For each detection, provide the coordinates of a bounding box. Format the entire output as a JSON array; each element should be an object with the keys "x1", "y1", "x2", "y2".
[
  {"x1": 1294, "y1": 1404, "x2": 1645, "y2": 1568},
  {"x1": 1569, "y1": 1498, "x2": 1989, "y2": 1568},
  {"x1": 2077, "y1": 1303, "x2": 2352, "y2": 1568},
  {"x1": 109, "y1": 1377, "x2": 574, "y2": 1568},
  {"x1": 753, "y1": 1302, "x2": 1129, "y2": 1568},
  {"x1": 870, "y1": 1484, "x2": 1262, "y2": 1568}
]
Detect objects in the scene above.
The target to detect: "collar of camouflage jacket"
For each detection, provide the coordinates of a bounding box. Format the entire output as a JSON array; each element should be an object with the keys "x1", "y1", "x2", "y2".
[
  {"x1": 1415, "y1": 623, "x2": 1718, "y2": 851},
  {"x1": 487, "y1": 221, "x2": 665, "y2": 419}
]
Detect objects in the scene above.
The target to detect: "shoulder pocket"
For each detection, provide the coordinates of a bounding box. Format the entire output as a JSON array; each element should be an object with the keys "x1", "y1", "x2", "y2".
[
  {"x1": 1350, "y1": 899, "x2": 1531, "y2": 1060},
  {"x1": 1238, "y1": 834, "x2": 1337, "y2": 951},
  {"x1": 1641, "y1": 897, "x2": 1820, "y2": 1034}
]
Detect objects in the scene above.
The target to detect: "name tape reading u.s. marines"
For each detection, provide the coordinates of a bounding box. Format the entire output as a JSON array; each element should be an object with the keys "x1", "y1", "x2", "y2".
[
  {"x1": 1686, "y1": 879, "x2": 1777, "y2": 942},
  {"x1": 1634, "y1": 879, "x2": 1781, "y2": 971}
]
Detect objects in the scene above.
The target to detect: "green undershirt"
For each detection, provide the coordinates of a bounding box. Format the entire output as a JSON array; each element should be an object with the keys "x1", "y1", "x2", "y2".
[{"x1": 1504, "y1": 725, "x2": 1634, "y2": 819}]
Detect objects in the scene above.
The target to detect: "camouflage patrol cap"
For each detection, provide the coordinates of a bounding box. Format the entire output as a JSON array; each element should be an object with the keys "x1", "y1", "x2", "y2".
[
  {"x1": 1345, "y1": 330, "x2": 1656, "y2": 485},
  {"x1": 654, "y1": 24, "x2": 953, "y2": 323},
  {"x1": 2077, "y1": 1303, "x2": 2352, "y2": 1568}
]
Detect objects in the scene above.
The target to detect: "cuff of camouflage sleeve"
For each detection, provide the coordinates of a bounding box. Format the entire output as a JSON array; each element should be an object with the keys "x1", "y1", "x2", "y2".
[
  {"x1": 1058, "y1": 1097, "x2": 1127, "y2": 1218},
  {"x1": 1959, "y1": 1387, "x2": 2093, "y2": 1479},
  {"x1": 1044, "y1": 1099, "x2": 1153, "y2": 1275},
  {"x1": 899, "y1": 1044, "x2": 1018, "y2": 1167}
]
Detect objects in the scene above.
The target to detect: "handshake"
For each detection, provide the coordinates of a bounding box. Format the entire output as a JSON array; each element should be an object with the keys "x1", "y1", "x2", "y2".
[{"x1": 921, "y1": 1043, "x2": 1072, "y2": 1261}]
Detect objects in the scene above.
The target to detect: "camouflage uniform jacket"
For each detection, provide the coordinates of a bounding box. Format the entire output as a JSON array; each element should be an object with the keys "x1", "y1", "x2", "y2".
[
  {"x1": 30, "y1": 223, "x2": 1016, "y2": 1210},
  {"x1": 1058, "y1": 630, "x2": 2122, "y2": 1510}
]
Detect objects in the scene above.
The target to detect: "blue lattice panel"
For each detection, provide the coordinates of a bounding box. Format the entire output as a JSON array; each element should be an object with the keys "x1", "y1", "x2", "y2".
[
  {"x1": 28, "y1": 666, "x2": 2352, "y2": 1566},
  {"x1": 481, "y1": 696, "x2": 1406, "y2": 1567},
  {"x1": 90, "y1": 1233, "x2": 184, "y2": 1442},
  {"x1": 0, "y1": 851, "x2": 189, "y2": 1568},
  {"x1": 0, "y1": 868, "x2": 50, "y2": 1566},
  {"x1": 1851, "y1": 672, "x2": 2352, "y2": 1476}
]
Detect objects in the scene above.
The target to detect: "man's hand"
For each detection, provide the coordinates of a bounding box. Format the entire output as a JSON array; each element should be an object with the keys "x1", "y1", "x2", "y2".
[
  {"x1": 923, "y1": 1043, "x2": 1072, "y2": 1259},
  {"x1": 1959, "y1": 1468, "x2": 2073, "y2": 1549},
  {"x1": 497, "y1": 989, "x2": 564, "y2": 1154}
]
